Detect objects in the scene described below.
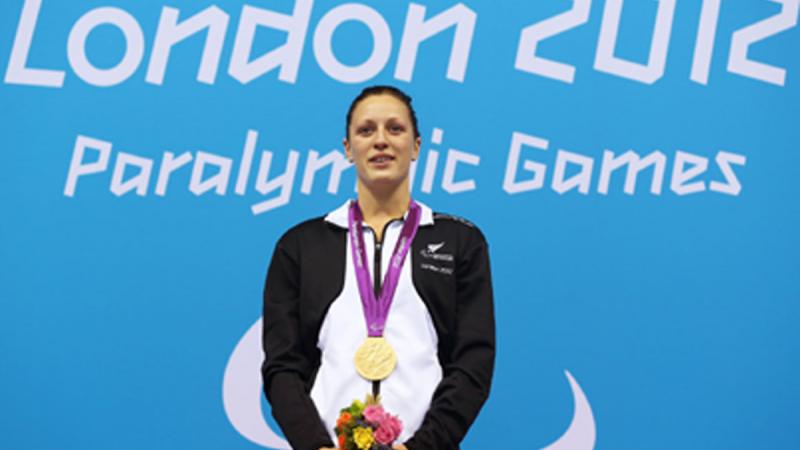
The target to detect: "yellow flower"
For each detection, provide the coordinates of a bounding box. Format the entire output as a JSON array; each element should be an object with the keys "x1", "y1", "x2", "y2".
[{"x1": 352, "y1": 426, "x2": 374, "y2": 450}]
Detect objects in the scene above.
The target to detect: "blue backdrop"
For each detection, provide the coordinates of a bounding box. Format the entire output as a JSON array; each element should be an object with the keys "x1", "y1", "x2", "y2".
[{"x1": 2, "y1": 1, "x2": 799, "y2": 449}]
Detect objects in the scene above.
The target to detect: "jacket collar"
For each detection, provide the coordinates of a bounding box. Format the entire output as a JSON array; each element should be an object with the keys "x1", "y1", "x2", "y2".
[{"x1": 324, "y1": 199, "x2": 434, "y2": 229}]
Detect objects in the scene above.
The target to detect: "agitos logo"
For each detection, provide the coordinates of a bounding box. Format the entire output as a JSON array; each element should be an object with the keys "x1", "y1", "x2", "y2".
[{"x1": 222, "y1": 319, "x2": 597, "y2": 449}]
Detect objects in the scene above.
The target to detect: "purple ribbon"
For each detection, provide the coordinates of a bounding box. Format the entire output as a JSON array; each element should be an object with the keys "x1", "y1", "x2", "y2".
[{"x1": 348, "y1": 199, "x2": 421, "y2": 337}]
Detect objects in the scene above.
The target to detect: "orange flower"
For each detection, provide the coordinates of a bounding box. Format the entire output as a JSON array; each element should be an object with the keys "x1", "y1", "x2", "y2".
[
  {"x1": 338, "y1": 433, "x2": 346, "y2": 449},
  {"x1": 337, "y1": 412, "x2": 353, "y2": 429}
]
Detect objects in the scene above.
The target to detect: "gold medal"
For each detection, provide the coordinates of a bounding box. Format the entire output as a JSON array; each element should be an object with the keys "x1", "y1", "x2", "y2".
[{"x1": 354, "y1": 337, "x2": 397, "y2": 381}]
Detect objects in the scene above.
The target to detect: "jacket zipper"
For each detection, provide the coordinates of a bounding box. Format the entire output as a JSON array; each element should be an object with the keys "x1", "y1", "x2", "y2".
[
  {"x1": 370, "y1": 219, "x2": 401, "y2": 297},
  {"x1": 373, "y1": 239, "x2": 382, "y2": 298}
]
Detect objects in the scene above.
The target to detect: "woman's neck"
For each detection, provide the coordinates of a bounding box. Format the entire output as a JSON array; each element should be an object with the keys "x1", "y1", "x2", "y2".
[{"x1": 356, "y1": 180, "x2": 411, "y2": 240}]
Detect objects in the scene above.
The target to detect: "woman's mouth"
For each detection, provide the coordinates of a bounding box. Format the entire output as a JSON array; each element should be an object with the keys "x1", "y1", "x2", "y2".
[{"x1": 368, "y1": 155, "x2": 395, "y2": 165}]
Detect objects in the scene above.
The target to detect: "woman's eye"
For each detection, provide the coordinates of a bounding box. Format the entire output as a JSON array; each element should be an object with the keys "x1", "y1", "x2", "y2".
[
  {"x1": 389, "y1": 125, "x2": 404, "y2": 133},
  {"x1": 357, "y1": 127, "x2": 373, "y2": 135}
]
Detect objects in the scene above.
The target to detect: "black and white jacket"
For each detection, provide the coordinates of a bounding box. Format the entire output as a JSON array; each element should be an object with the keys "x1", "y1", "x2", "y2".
[{"x1": 262, "y1": 200, "x2": 495, "y2": 450}]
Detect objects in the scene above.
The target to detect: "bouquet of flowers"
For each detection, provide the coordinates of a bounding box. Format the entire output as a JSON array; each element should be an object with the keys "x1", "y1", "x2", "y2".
[{"x1": 334, "y1": 395, "x2": 403, "y2": 450}]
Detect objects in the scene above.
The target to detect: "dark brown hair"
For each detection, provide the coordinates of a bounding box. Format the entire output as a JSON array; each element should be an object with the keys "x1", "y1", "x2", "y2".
[{"x1": 345, "y1": 85, "x2": 420, "y2": 140}]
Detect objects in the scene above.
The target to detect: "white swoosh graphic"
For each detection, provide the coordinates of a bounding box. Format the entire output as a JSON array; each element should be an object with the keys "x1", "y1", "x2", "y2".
[
  {"x1": 541, "y1": 370, "x2": 596, "y2": 450},
  {"x1": 224, "y1": 320, "x2": 595, "y2": 450},
  {"x1": 222, "y1": 318, "x2": 290, "y2": 450}
]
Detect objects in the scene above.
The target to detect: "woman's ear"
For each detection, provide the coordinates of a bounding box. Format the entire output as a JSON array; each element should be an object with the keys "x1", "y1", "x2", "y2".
[
  {"x1": 412, "y1": 136, "x2": 421, "y2": 161},
  {"x1": 343, "y1": 138, "x2": 353, "y2": 162}
]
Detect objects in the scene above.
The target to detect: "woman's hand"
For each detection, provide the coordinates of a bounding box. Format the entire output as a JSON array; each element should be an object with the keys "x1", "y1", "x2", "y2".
[
  {"x1": 392, "y1": 445, "x2": 409, "y2": 450},
  {"x1": 318, "y1": 447, "x2": 337, "y2": 450}
]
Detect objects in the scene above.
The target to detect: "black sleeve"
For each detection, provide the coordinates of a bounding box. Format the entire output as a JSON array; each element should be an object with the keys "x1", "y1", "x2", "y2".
[
  {"x1": 405, "y1": 231, "x2": 496, "y2": 450},
  {"x1": 261, "y1": 234, "x2": 335, "y2": 450}
]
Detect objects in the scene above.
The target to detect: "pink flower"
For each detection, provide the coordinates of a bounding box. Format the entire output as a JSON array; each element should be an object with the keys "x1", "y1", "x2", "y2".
[
  {"x1": 375, "y1": 415, "x2": 402, "y2": 443},
  {"x1": 363, "y1": 405, "x2": 387, "y2": 424},
  {"x1": 374, "y1": 424, "x2": 395, "y2": 445}
]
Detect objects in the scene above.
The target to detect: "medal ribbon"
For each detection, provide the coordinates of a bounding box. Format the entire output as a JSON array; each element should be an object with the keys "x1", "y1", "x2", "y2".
[{"x1": 348, "y1": 199, "x2": 421, "y2": 337}]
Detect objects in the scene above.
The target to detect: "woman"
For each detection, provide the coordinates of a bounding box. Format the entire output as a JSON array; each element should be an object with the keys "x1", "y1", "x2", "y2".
[{"x1": 261, "y1": 86, "x2": 495, "y2": 450}]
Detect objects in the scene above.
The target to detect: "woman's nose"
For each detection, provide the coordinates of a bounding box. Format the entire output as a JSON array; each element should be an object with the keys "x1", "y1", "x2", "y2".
[{"x1": 373, "y1": 127, "x2": 389, "y2": 149}]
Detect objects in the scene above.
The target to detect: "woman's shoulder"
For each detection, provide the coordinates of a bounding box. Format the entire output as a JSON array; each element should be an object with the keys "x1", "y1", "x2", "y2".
[
  {"x1": 274, "y1": 215, "x2": 347, "y2": 252},
  {"x1": 432, "y1": 212, "x2": 478, "y2": 229},
  {"x1": 279, "y1": 216, "x2": 339, "y2": 239},
  {"x1": 429, "y1": 211, "x2": 489, "y2": 248}
]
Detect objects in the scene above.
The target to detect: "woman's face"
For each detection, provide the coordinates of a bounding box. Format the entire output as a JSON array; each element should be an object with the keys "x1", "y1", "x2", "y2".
[{"x1": 344, "y1": 94, "x2": 420, "y2": 191}]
